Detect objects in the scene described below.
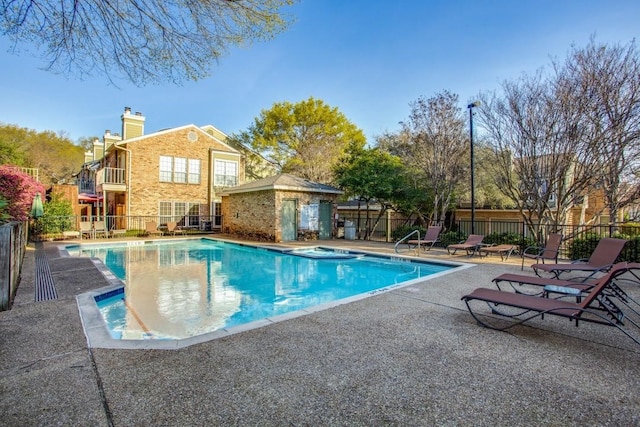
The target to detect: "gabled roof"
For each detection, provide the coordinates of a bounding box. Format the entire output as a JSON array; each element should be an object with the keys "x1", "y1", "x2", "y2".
[
  {"x1": 220, "y1": 174, "x2": 344, "y2": 195},
  {"x1": 111, "y1": 124, "x2": 240, "y2": 154}
]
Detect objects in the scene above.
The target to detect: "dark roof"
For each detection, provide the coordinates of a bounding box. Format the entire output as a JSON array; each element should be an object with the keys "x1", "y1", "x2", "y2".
[{"x1": 219, "y1": 174, "x2": 343, "y2": 195}]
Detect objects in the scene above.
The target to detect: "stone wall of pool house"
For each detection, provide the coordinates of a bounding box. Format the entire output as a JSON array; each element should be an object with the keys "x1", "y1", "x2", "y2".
[{"x1": 222, "y1": 189, "x2": 340, "y2": 242}]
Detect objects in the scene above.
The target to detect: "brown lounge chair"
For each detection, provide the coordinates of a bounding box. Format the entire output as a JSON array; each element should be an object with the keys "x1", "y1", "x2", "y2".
[
  {"x1": 521, "y1": 233, "x2": 562, "y2": 270},
  {"x1": 166, "y1": 221, "x2": 185, "y2": 236},
  {"x1": 478, "y1": 244, "x2": 518, "y2": 261},
  {"x1": 492, "y1": 272, "x2": 593, "y2": 296},
  {"x1": 532, "y1": 237, "x2": 627, "y2": 280},
  {"x1": 145, "y1": 221, "x2": 164, "y2": 237},
  {"x1": 406, "y1": 225, "x2": 442, "y2": 251},
  {"x1": 447, "y1": 234, "x2": 484, "y2": 256},
  {"x1": 462, "y1": 262, "x2": 640, "y2": 346}
]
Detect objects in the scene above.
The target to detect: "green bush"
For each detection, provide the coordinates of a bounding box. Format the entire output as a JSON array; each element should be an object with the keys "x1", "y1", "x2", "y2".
[
  {"x1": 618, "y1": 236, "x2": 640, "y2": 262},
  {"x1": 0, "y1": 195, "x2": 11, "y2": 224},
  {"x1": 32, "y1": 193, "x2": 74, "y2": 236},
  {"x1": 618, "y1": 222, "x2": 640, "y2": 237},
  {"x1": 568, "y1": 233, "x2": 601, "y2": 260},
  {"x1": 483, "y1": 232, "x2": 536, "y2": 251},
  {"x1": 392, "y1": 225, "x2": 425, "y2": 242},
  {"x1": 568, "y1": 233, "x2": 640, "y2": 262},
  {"x1": 439, "y1": 230, "x2": 464, "y2": 247}
]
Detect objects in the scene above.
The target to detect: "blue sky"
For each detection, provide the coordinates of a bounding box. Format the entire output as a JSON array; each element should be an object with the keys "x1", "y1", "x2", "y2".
[{"x1": 1, "y1": 0, "x2": 639, "y2": 144}]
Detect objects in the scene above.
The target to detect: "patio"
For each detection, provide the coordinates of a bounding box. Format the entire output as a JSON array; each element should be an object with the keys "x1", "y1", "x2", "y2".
[{"x1": 1, "y1": 237, "x2": 639, "y2": 425}]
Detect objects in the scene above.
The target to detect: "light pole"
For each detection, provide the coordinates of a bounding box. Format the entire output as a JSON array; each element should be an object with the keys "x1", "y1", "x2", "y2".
[{"x1": 468, "y1": 101, "x2": 479, "y2": 235}]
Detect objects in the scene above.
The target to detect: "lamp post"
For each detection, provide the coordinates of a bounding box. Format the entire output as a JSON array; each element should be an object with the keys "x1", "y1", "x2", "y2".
[{"x1": 467, "y1": 102, "x2": 479, "y2": 235}]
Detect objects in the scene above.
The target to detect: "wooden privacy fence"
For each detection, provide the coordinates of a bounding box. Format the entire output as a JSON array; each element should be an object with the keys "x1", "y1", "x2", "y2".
[{"x1": 0, "y1": 221, "x2": 28, "y2": 310}]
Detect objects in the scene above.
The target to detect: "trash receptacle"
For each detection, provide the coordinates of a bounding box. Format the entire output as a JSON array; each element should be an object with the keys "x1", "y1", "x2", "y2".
[{"x1": 344, "y1": 221, "x2": 356, "y2": 240}]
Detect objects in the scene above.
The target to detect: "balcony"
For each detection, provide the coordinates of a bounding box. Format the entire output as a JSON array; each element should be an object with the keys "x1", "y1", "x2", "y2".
[
  {"x1": 78, "y1": 179, "x2": 95, "y2": 194},
  {"x1": 96, "y1": 167, "x2": 127, "y2": 191}
]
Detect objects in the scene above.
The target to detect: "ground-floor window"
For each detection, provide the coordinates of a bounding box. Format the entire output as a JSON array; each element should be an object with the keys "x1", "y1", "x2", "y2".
[{"x1": 159, "y1": 201, "x2": 201, "y2": 227}]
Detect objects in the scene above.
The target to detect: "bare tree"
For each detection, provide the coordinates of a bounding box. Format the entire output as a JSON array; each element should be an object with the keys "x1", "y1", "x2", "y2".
[
  {"x1": 389, "y1": 91, "x2": 468, "y2": 225},
  {"x1": 477, "y1": 69, "x2": 598, "y2": 240},
  {"x1": 562, "y1": 38, "x2": 640, "y2": 223},
  {"x1": 1, "y1": 0, "x2": 295, "y2": 85}
]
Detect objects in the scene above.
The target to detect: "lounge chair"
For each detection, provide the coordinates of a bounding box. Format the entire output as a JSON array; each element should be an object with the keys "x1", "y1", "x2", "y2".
[
  {"x1": 447, "y1": 234, "x2": 484, "y2": 256},
  {"x1": 492, "y1": 272, "x2": 594, "y2": 298},
  {"x1": 521, "y1": 233, "x2": 562, "y2": 270},
  {"x1": 93, "y1": 220, "x2": 108, "y2": 238},
  {"x1": 80, "y1": 221, "x2": 93, "y2": 239},
  {"x1": 145, "y1": 221, "x2": 163, "y2": 237},
  {"x1": 532, "y1": 237, "x2": 627, "y2": 280},
  {"x1": 462, "y1": 262, "x2": 640, "y2": 346},
  {"x1": 406, "y1": 226, "x2": 441, "y2": 251},
  {"x1": 478, "y1": 244, "x2": 518, "y2": 261},
  {"x1": 166, "y1": 221, "x2": 184, "y2": 236},
  {"x1": 494, "y1": 265, "x2": 640, "y2": 307}
]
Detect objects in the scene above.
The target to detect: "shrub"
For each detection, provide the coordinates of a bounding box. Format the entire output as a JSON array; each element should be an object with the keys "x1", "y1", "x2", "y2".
[
  {"x1": 0, "y1": 195, "x2": 11, "y2": 224},
  {"x1": 439, "y1": 230, "x2": 464, "y2": 247},
  {"x1": 33, "y1": 193, "x2": 74, "y2": 236},
  {"x1": 0, "y1": 165, "x2": 46, "y2": 221},
  {"x1": 391, "y1": 225, "x2": 425, "y2": 242},
  {"x1": 567, "y1": 233, "x2": 601, "y2": 260},
  {"x1": 618, "y1": 236, "x2": 640, "y2": 263},
  {"x1": 618, "y1": 222, "x2": 640, "y2": 237}
]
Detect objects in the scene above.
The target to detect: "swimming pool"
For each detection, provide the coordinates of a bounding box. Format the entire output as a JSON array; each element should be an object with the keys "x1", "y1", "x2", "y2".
[{"x1": 70, "y1": 238, "x2": 467, "y2": 349}]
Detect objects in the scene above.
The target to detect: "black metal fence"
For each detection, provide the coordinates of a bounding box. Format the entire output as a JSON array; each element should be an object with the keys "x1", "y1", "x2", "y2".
[
  {"x1": 338, "y1": 214, "x2": 640, "y2": 261},
  {"x1": 30, "y1": 214, "x2": 222, "y2": 240},
  {"x1": 28, "y1": 211, "x2": 640, "y2": 261}
]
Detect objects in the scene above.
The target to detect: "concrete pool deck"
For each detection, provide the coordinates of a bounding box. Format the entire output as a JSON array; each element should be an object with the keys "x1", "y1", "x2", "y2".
[{"x1": 1, "y1": 236, "x2": 639, "y2": 425}]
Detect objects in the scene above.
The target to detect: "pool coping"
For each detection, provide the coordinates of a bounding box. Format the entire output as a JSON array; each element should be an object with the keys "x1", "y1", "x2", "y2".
[{"x1": 68, "y1": 237, "x2": 475, "y2": 350}]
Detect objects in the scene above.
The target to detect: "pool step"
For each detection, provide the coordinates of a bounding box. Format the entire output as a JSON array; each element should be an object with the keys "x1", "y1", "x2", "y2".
[{"x1": 34, "y1": 243, "x2": 58, "y2": 301}]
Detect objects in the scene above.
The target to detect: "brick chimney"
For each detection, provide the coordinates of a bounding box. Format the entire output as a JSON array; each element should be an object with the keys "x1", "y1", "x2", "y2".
[{"x1": 121, "y1": 106, "x2": 145, "y2": 140}]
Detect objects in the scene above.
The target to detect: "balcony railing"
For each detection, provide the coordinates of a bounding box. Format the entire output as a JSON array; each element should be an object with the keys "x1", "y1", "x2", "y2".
[
  {"x1": 6, "y1": 166, "x2": 39, "y2": 181},
  {"x1": 96, "y1": 167, "x2": 126, "y2": 185}
]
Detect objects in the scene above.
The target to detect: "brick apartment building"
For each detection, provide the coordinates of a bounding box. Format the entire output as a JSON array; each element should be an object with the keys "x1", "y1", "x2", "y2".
[{"x1": 76, "y1": 107, "x2": 246, "y2": 231}]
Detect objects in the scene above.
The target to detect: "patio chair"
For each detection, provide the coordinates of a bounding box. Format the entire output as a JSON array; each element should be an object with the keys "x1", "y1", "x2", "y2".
[
  {"x1": 166, "y1": 221, "x2": 185, "y2": 236},
  {"x1": 93, "y1": 220, "x2": 108, "y2": 238},
  {"x1": 406, "y1": 225, "x2": 442, "y2": 251},
  {"x1": 494, "y1": 265, "x2": 640, "y2": 309},
  {"x1": 492, "y1": 272, "x2": 595, "y2": 299},
  {"x1": 521, "y1": 233, "x2": 562, "y2": 270},
  {"x1": 447, "y1": 234, "x2": 485, "y2": 256},
  {"x1": 80, "y1": 221, "x2": 93, "y2": 239},
  {"x1": 532, "y1": 237, "x2": 627, "y2": 280},
  {"x1": 462, "y1": 262, "x2": 640, "y2": 346},
  {"x1": 145, "y1": 221, "x2": 164, "y2": 237}
]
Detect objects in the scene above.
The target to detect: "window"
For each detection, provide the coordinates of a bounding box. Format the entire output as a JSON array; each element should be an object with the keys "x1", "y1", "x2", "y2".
[
  {"x1": 159, "y1": 201, "x2": 173, "y2": 225},
  {"x1": 159, "y1": 156, "x2": 201, "y2": 184},
  {"x1": 159, "y1": 156, "x2": 173, "y2": 182},
  {"x1": 188, "y1": 159, "x2": 200, "y2": 184},
  {"x1": 159, "y1": 201, "x2": 201, "y2": 227},
  {"x1": 214, "y1": 160, "x2": 238, "y2": 186},
  {"x1": 174, "y1": 157, "x2": 187, "y2": 183}
]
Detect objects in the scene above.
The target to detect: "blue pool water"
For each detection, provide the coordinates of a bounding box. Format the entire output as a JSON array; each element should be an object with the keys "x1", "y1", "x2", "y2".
[{"x1": 68, "y1": 239, "x2": 457, "y2": 341}]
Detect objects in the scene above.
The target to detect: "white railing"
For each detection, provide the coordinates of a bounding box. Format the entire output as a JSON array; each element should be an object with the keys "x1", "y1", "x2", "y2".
[{"x1": 96, "y1": 167, "x2": 126, "y2": 185}]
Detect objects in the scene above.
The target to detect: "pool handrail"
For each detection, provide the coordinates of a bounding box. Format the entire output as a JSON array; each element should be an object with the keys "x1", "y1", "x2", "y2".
[{"x1": 395, "y1": 229, "x2": 420, "y2": 254}]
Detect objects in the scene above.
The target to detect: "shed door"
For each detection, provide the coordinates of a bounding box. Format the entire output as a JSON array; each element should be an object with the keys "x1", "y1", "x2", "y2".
[
  {"x1": 281, "y1": 199, "x2": 297, "y2": 241},
  {"x1": 318, "y1": 201, "x2": 332, "y2": 240}
]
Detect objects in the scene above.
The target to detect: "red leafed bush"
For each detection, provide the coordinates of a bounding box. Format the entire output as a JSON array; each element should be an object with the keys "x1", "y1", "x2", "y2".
[{"x1": 0, "y1": 165, "x2": 46, "y2": 221}]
